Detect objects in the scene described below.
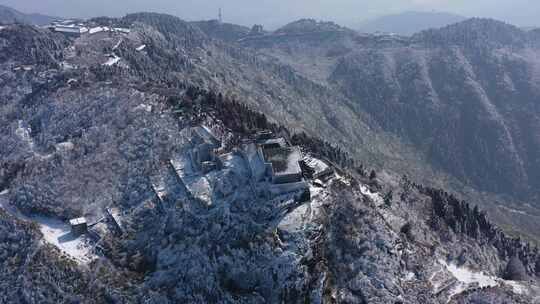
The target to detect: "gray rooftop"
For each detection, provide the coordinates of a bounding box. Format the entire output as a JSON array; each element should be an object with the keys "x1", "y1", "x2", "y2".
[
  {"x1": 192, "y1": 126, "x2": 220, "y2": 146},
  {"x1": 263, "y1": 146, "x2": 302, "y2": 176}
]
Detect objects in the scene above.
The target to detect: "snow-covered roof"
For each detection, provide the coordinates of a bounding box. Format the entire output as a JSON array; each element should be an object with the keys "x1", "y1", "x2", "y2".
[
  {"x1": 114, "y1": 27, "x2": 131, "y2": 34},
  {"x1": 304, "y1": 156, "x2": 331, "y2": 175},
  {"x1": 89, "y1": 26, "x2": 107, "y2": 34},
  {"x1": 54, "y1": 25, "x2": 89, "y2": 34},
  {"x1": 69, "y1": 217, "x2": 87, "y2": 226},
  {"x1": 193, "y1": 126, "x2": 220, "y2": 146},
  {"x1": 259, "y1": 137, "x2": 287, "y2": 148},
  {"x1": 263, "y1": 146, "x2": 302, "y2": 176}
]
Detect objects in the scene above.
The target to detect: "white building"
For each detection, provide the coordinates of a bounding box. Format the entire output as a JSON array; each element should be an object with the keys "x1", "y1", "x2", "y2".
[
  {"x1": 54, "y1": 25, "x2": 89, "y2": 37},
  {"x1": 69, "y1": 217, "x2": 88, "y2": 235}
]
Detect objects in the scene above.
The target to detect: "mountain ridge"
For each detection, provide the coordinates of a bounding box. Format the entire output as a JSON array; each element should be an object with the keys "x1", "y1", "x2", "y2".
[
  {"x1": 182, "y1": 15, "x2": 540, "y2": 243},
  {"x1": 358, "y1": 11, "x2": 467, "y2": 35},
  {"x1": 0, "y1": 4, "x2": 57, "y2": 26}
]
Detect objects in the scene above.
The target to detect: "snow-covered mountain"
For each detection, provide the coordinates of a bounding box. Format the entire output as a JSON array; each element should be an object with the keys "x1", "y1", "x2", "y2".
[{"x1": 1, "y1": 11, "x2": 540, "y2": 303}]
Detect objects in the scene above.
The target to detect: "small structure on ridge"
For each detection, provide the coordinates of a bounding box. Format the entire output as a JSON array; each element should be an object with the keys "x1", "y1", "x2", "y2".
[{"x1": 69, "y1": 217, "x2": 88, "y2": 235}]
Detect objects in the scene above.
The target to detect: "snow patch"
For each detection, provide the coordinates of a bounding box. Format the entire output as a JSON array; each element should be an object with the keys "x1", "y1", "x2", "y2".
[
  {"x1": 441, "y1": 259, "x2": 498, "y2": 287},
  {"x1": 103, "y1": 54, "x2": 120, "y2": 66},
  {"x1": 36, "y1": 216, "x2": 97, "y2": 264},
  {"x1": 112, "y1": 39, "x2": 123, "y2": 50},
  {"x1": 278, "y1": 186, "x2": 328, "y2": 234},
  {"x1": 404, "y1": 272, "x2": 415, "y2": 281},
  {"x1": 278, "y1": 201, "x2": 310, "y2": 233},
  {"x1": 359, "y1": 184, "x2": 384, "y2": 207},
  {"x1": 505, "y1": 281, "x2": 527, "y2": 295},
  {"x1": 0, "y1": 194, "x2": 96, "y2": 264},
  {"x1": 187, "y1": 176, "x2": 212, "y2": 204},
  {"x1": 436, "y1": 259, "x2": 499, "y2": 301},
  {"x1": 134, "y1": 103, "x2": 152, "y2": 112}
]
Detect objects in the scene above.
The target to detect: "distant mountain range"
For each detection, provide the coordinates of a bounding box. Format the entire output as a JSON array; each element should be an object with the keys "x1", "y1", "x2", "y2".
[
  {"x1": 0, "y1": 4, "x2": 57, "y2": 25},
  {"x1": 358, "y1": 11, "x2": 467, "y2": 35}
]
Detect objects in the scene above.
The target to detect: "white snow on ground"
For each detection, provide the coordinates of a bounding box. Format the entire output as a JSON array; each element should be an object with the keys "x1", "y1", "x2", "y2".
[
  {"x1": 505, "y1": 280, "x2": 527, "y2": 295},
  {"x1": 433, "y1": 259, "x2": 535, "y2": 301},
  {"x1": 359, "y1": 184, "x2": 384, "y2": 207},
  {"x1": 186, "y1": 176, "x2": 212, "y2": 204},
  {"x1": 440, "y1": 259, "x2": 499, "y2": 293},
  {"x1": 36, "y1": 216, "x2": 97, "y2": 264},
  {"x1": 278, "y1": 201, "x2": 310, "y2": 233},
  {"x1": 0, "y1": 191, "x2": 96, "y2": 264},
  {"x1": 112, "y1": 39, "x2": 123, "y2": 50},
  {"x1": 278, "y1": 185, "x2": 327, "y2": 233},
  {"x1": 430, "y1": 259, "x2": 536, "y2": 301},
  {"x1": 404, "y1": 272, "x2": 416, "y2": 281}
]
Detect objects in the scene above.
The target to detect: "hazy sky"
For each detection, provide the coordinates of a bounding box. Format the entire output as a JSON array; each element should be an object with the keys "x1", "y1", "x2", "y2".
[{"x1": 2, "y1": 0, "x2": 539, "y2": 28}]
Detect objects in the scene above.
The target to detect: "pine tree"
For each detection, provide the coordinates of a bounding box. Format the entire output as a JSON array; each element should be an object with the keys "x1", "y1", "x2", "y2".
[
  {"x1": 504, "y1": 256, "x2": 529, "y2": 281},
  {"x1": 383, "y1": 190, "x2": 393, "y2": 207},
  {"x1": 369, "y1": 170, "x2": 377, "y2": 180}
]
